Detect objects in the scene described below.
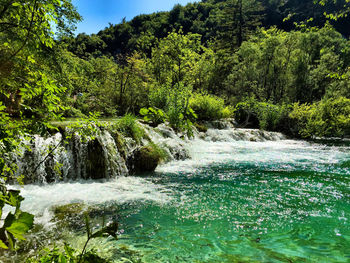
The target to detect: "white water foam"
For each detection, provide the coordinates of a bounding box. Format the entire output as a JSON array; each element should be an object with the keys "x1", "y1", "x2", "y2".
[
  {"x1": 8, "y1": 177, "x2": 173, "y2": 226},
  {"x1": 10, "y1": 126, "x2": 350, "y2": 227},
  {"x1": 157, "y1": 136, "x2": 350, "y2": 174}
]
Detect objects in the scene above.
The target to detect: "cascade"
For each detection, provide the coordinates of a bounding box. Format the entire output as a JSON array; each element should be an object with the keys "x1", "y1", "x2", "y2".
[{"x1": 12, "y1": 120, "x2": 286, "y2": 184}]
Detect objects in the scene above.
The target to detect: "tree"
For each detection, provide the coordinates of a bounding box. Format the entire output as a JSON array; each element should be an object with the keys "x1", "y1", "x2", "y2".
[
  {"x1": 216, "y1": 0, "x2": 264, "y2": 50},
  {"x1": 224, "y1": 26, "x2": 350, "y2": 104},
  {"x1": 317, "y1": 0, "x2": 350, "y2": 20},
  {"x1": 148, "y1": 31, "x2": 202, "y2": 130},
  {"x1": 0, "y1": 0, "x2": 81, "y2": 250}
]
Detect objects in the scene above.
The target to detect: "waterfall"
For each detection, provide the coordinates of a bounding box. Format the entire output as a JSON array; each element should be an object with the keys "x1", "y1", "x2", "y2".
[
  {"x1": 201, "y1": 128, "x2": 286, "y2": 142},
  {"x1": 12, "y1": 120, "x2": 287, "y2": 184},
  {"x1": 14, "y1": 129, "x2": 128, "y2": 184}
]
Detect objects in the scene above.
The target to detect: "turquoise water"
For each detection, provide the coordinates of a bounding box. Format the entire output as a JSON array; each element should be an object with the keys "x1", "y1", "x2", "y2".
[{"x1": 16, "y1": 138, "x2": 350, "y2": 262}]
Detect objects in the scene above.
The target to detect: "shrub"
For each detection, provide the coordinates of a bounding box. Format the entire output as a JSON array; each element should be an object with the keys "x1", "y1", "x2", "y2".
[
  {"x1": 148, "y1": 86, "x2": 169, "y2": 110},
  {"x1": 115, "y1": 114, "x2": 144, "y2": 143},
  {"x1": 290, "y1": 97, "x2": 350, "y2": 138},
  {"x1": 140, "y1": 107, "x2": 167, "y2": 127},
  {"x1": 234, "y1": 98, "x2": 292, "y2": 132},
  {"x1": 189, "y1": 93, "x2": 233, "y2": 121}
]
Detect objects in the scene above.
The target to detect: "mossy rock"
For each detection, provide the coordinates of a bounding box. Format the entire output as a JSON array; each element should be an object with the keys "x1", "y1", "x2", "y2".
[
  {"x1": 112, "y1": 130, "x2": 128, "y2": 160},
  {"x1": 127, "y1": 145, "x2": 161, "y2": 175},
  {"x1": 51, "y1": 203, "x2": 87, "y2": 230},
  {"x1": 194, "y1": 122, "x2": 208, "y2": 133},
  {"x1": 86, "y1": 138, "x2": 106, "y2": 179},
  {"x1": 52, "y1": 203, "x2": 86, "y2": 221}
]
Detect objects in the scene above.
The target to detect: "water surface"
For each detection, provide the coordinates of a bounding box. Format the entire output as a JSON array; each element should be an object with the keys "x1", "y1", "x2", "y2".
[{"x1": 16, "y1": 137, "x2": 350, "y2": 262}]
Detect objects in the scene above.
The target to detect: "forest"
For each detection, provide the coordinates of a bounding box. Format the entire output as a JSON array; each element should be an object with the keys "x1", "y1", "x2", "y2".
[{"x1": 1, "y1": 0, "x2": 350, "y2": 262}]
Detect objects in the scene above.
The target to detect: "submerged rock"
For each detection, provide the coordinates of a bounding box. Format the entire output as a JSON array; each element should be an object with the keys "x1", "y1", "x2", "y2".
[
  {"x1": 51, "y1": 203, "x2": 87, "y2": 230},
  {"x1": 53, "y1": 203, "x2": 86, "y2": 221},
  {"x1": 127, "y1": 145, "x2": 161, "y2": 174}
]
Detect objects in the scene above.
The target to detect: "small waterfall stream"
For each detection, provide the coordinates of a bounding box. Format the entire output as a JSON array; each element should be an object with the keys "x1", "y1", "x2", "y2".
[
  {"x1": 12, "y1": 121, "x2": 287, "y2": 184},
  {"x1": 5, "y1": 121, "x2": 350, "y2": 263}
]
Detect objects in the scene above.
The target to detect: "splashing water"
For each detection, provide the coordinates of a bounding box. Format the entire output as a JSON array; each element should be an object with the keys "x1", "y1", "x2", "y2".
[{"x1": 7, "y1": 127, "x2": 350, "y2": 262}]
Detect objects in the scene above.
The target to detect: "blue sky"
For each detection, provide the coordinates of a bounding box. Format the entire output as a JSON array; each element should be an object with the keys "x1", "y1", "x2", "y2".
[{"x1": 73, "y1": 0, "x2": 196, "y2": 35}]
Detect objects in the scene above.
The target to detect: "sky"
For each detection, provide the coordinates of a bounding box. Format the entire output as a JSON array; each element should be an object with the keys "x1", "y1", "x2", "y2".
[{"x1": 72, "y1": 0, "x2": 196, "y2": 35}]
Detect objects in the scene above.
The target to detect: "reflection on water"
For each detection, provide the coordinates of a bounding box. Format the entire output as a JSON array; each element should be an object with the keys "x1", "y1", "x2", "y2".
[{"x1": 9, "y1": 137, "x2": 350, "y2": 262}]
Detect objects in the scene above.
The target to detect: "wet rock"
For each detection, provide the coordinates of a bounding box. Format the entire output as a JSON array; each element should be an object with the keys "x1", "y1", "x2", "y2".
[
  {"x1": 86, "y1": 138, "x2": 106, "y2": 179},
  {"x1": 204, "y1": 119, "x2": 237, "y2": 130},
  {"x1": 112, "y1": 131, "x2": 127, "y2": 160},
  {"x1": 155, "y1": 124, "x2": 176, "y2": 138},
  {"x1": 44, "y1": 154, "x2": 58, "y2": 183},
  {"x1": 127, "y1": 145, "x2": 161, "y2": 174},
  {"x1": 53, "y1": 203, "x2": 86, "y2": 221},
  {"x1": 52, "y1": 203, "x2": 86, "y2": 230},
  {"x1": 194, "y1": 122, "x2": 208, "y2": 133},
  {"x1": 161, "y1": 141, "x2": 190, "y2": 160}
]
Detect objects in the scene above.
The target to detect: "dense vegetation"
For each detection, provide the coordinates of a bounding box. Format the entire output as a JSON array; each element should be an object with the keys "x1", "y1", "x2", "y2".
[
  {"x1": 2, "y1": 0, "x2": 350, "y2": 139},
  {"x1": 0, "y1": 0, "x2": 350, "y2": 261}
]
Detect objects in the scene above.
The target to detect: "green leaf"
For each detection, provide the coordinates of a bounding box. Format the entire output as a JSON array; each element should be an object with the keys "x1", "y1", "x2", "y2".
[
  {"x1": 5, "y1": 190, "x2": 24, "y2": 209},
  {"x1": 0, "y1": 240, "x2": 8, "y2": 249},
  {"x1": 64, "y1": 243, "x2": 75, "y2": 259},
  {"x1": 139, "y1": 108, "x2": 149, "y2": 116},
  {"x1": 6, "y1": 212, "x2": 34, "y2": 241},
  {"x1": 3, "y1": 213, "x2": 15, "y2": 229},
  {"x1": 91, "y1": 222, "x2": 118, "y2": 239}
]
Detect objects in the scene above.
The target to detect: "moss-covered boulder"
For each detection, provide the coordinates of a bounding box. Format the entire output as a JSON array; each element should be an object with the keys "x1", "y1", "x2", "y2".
[
  {"x1": 194, "y1": 122, "x2": 208, "y2": 133},
  {"x1": 127, "y1": 145, "x2": 162, "y2": 175},
  {"x1": 86, "y1": 138, "x2": 106, "y2": 179},
  {"x1": 51, "y1": 203, "x2": 87, "y2": 229},
  {"x1": 53, "y1": 203, "x2": 85, "y2": 221}
]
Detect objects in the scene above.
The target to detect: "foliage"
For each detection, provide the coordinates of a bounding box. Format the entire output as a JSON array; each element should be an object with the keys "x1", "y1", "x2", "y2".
[
  {"x1": 63, "y1": 0, "x2": 350, "y2": 59},
  {"x1": 225, "y1": 26, "x2": 350, "y2": 104},
  {"x1": 148, "y1": 31, "x2": 201, "y2": 133},
  {"x1": 56, "y1": 113, "x2": 104, "y2": 157},
  {"x1": 27, "y1": 214, "x2": 118, "y2": 263},
  {"x1": 216, "y1": 0, "x2": 264, "y2": 49},
  {"x1": 0, "y1": 189, "x2": 34, "y2": 250},
  {"x1": 290, "y1": 97, "x2": 350, "y2": 138},
  {"x1": 235, "y1": 98, "x2": 292, "y2": 131},
  {"x1": 140, "y1": 107, "x2": 167, "y2": 127},
  {"x1": 316, "y1": 0, "x2": 350, "y2": 20},
  {"x1": 189, "y1": 93, "x2": 233, "y2": 121},
  {"x1": 0, "y1": 0, "x2": 81, "y2": 120},
  {"x1": 114, "y1": 114, "x2": 145, "y2": 143},
  {"x1": 27, "y1": 244, "x2": 109, "y2": 263}
]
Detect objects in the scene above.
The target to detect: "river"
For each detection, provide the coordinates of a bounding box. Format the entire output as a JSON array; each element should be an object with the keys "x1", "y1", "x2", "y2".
[{"x1": 6, "y1": 128, "x2": 350, "y2": 262}]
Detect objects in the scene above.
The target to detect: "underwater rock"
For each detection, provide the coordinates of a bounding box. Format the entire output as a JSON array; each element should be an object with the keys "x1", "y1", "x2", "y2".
[
  {"x1": 51, "y1": 203, "x2": 87, "y2": 230},
  {"x1": 52, "y1": 203, "x2": 86, "y2": 221}
]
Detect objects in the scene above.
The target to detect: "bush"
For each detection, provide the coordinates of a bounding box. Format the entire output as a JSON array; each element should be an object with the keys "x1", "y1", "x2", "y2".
[
  {"x1": 115, "y1": 114, "x2": 145, "y2": 143},
  {"x1": 189, "y1": 93, "x2": 233, "y2": 121},
  {"x1": 148, "y1": 86, "x2": 169, "y2": 110},
  {"x1": 234, "y1": 98, "x2": 291, "y2": 132},
  {"x1": 140, "y1": 107, "x2": 167, "y2": 127},
  {"x1": 290, "y1": 97, "x2": 350, "y2": 138},
  {"x1": 63, "y1": 106, "x2": 86, "y2": 118}
]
